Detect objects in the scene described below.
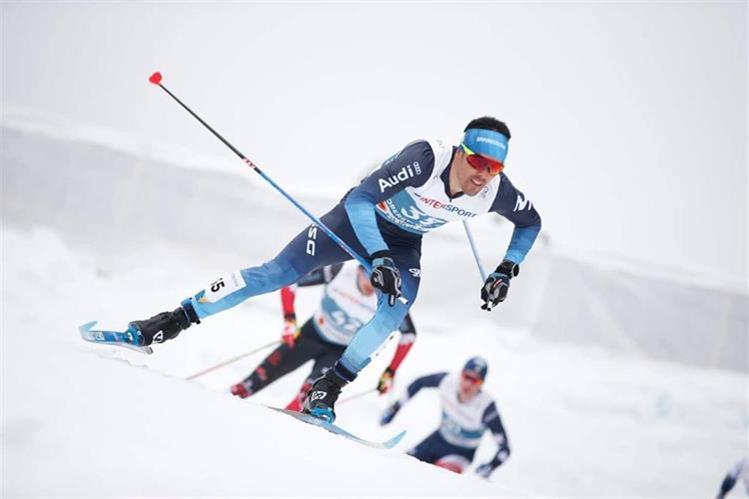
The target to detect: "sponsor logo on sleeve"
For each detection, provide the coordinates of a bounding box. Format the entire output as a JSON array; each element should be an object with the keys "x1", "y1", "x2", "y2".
[
  {"x1": 378, "y1": 162, "x2": 420, "y2": 192},
  {"x1": 514, "y1": 193, "x2": 533, "y2": 212}
]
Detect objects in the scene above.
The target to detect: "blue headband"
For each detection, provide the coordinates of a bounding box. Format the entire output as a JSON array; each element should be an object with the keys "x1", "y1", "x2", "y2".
[{"x1": 462, "y1": 128, "x2": 509, "y2": 163}]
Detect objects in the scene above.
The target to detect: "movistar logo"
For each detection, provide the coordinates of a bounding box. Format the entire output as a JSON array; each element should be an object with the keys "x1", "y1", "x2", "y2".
[
  {"x1": 378, "y1": 163, "x2": 419, "y2": 192},
  {"x1": 514, "y1": 194, "x2": 532, "y2": 211},
  {"x1": 476, "y1": 136, "x2": 507, "y2": 150}
]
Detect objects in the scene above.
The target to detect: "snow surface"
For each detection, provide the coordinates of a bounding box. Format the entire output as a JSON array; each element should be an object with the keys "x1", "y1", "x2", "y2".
[{"x1": 2, "y1": 225, "x2": 746, "y2": 498}]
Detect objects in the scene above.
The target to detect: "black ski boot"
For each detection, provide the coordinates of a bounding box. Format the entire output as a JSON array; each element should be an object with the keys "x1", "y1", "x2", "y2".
[
  {"x1": 128, "y1": 301, "x2": 200, "y2": 346},
  {"x1": 303, "y1": 361, "x2": 356, "y2": 423}
]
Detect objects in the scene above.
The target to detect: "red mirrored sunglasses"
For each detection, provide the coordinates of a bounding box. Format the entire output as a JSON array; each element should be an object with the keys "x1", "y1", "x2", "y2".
[
  {"x1": 461, "y1": 372, "x2": 483, "y2": 385},
  {"x1": 461, "y1": 143, "x2": 504, "y2": 176}
]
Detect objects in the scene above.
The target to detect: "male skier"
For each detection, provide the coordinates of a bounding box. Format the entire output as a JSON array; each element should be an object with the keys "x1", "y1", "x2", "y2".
[
  {"x1": 380, "y1": 357, "x2": 510, "y2": 477},
  {"x1": 230, "y1": 262, "x2": 416, "y2": 409},
  {"x1": 125, "y1": 116, "x2": 542, "y2": 422}
]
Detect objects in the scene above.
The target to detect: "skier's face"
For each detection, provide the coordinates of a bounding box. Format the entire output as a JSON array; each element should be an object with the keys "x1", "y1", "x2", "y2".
[
  {"x1": 454, "y1": 149, "x2": 494, "y2": 196},
  {"x1": 357, "y1": 267, "x2": 375, "y2": 296},
  {"x1": 458, "y1": 371, "x2": 483, "y2": 401}
]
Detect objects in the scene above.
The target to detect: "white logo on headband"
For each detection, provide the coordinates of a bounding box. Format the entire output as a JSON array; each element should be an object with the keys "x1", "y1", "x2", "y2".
[{"x1": 475, "y1": 136, "x2": 507, "y2": 150}]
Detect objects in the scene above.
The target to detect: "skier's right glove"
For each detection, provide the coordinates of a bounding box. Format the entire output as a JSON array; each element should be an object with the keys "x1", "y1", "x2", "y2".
[
  {"x1": 377, "y1": 367, "x2": 395, "y2": 394},
  {"x1": 379, "y1": 401, "x2": 402, "y2": 426},
  {"x1": 370, "y1": 252, "x2": 402, "y2": 306},
  {"x1": 480, "y1": 260, "x2": 519, "y2": 311},
  {"x1": 281, "y1": 314, "x2": 299, "y2": 347}
]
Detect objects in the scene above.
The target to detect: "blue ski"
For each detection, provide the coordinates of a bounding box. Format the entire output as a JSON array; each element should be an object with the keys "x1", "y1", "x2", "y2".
[
  {"x1": 78, "y1": 321, "x2": 153, "y2": 355},
  {"x1": 267, "y1": 406, "x2": 406, "y2": 450}
]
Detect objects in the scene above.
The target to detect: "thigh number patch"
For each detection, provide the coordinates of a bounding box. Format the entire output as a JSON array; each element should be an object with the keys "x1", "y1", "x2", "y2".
[{"x1": 200, "y1": 271, "x2": 247, "y2": 303}]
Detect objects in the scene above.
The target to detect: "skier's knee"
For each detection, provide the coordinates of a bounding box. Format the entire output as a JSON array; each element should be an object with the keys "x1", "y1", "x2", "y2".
[{"x1": 376, "y1": 300, "x2": 409, "y2": 333}]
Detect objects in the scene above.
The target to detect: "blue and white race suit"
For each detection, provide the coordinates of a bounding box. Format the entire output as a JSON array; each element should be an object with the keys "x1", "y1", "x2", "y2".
[
  {"x1": 182, "y1": 139, "x2": 541, "y2": 377},
  {"x1": 402, "y1": 372, "x2": 511, "y2": 472}
]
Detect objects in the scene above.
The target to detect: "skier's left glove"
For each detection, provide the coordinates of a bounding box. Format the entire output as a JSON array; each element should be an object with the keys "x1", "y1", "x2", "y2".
[
  {"x1": 377, "y1": 367, "x2": 395, "y2": 394},
  {"x1": 380, "y1": 401, "x2": 402, "y2": 426},
  {"x1": 370, "y1": 251, "x2": 402, "y2": 306},
  {"x1": 281, "y1": 315, "x2": 299, "y2": 347},
  {"x1": 481, "y1": 260, "x2": 519, "y2": 311},
  {"x1": 475, "y1": 462, "x2": 497, "y2": 479}
]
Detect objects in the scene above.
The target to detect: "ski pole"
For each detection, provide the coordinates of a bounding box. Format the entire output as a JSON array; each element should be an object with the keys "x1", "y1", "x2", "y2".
[
  {"x1": 338, "y1": 388, "x2": 377, "y2": 405},
  {"x1": 147, "y1": 72, "x2": 408, "y2": 305},
  {"x1": 148, "y1": 71, "x2": 370, "y2": 269},
  {"x1": 185, "y1": 340, "x2": 280, "y2": 380},
  {"x1": 463, "y1": 220, "x2": 499, "y2": 311},
  {"x1": 462, "y1": 220, "x2": 488, "y2": 281}
]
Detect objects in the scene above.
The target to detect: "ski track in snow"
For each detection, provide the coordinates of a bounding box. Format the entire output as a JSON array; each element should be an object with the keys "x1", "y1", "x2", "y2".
[{"x1": 2, "y1": 226, "x2": 747, "y2": 498}]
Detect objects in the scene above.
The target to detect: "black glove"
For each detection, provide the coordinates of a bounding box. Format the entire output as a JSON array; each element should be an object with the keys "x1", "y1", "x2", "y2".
[
  {"x1": 476, "y1": 451, "x2": 507, "y2": 479},
  {"x1": 370, "y1": 252, "x2": 402, "y2": 306},
  {"x1": 481, "y1": 260, "x2": 519, "y2": 311},
  {"x1": 475, "y1": 462, "x2": 497, "y2": 479},
  {"x1": 380, "y1": 401, "x2": 402, "y2": 426}
]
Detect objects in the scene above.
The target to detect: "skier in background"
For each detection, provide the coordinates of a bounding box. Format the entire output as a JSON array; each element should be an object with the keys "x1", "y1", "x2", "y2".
[
  {"x1": 124, "y1": 116, "x2": 541, "y2": 422},
  {"x1": 380, "y1": 357, "x2": 510, "y2": 478},
  {"x1": 717, "y1": 457, "x2": 749, "y2": 498},
  {"x1": 230, "y1": 262, "x2": 416, "y2": 410}
]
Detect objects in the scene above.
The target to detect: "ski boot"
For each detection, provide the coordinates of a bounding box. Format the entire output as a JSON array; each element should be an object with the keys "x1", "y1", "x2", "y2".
[
  {"x1": 303, "y1": 362, "x2": 356, "y2": 423},
  {"x1": 128, "y1": 300, "x2": 200, "y2": 346}
]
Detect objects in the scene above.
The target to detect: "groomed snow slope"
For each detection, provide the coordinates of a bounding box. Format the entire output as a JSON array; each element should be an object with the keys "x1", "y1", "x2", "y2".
[
  {"x1": 0, "y1": 227, "x2": 520, "y2": 498},
  {"x1": 3, "y1": 226, "x2": 747, "y2": 498}
]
